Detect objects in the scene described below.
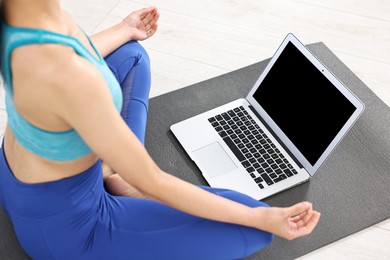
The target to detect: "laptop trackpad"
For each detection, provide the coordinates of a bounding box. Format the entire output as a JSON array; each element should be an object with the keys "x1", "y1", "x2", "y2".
[{"x1": 192, "y1": 142, "x2": 237, "y2": 179}]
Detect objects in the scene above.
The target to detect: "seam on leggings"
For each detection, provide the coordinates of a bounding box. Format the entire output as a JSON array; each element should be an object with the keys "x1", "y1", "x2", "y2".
[
  {"x1": 118, "y1": 57, "x2": 141, "y2": 85},
  {"x1": 236, "y1": 225, "x2": 249, "y2": 258},
  {"x1": 103, "y1": 214, "x2": 204, "y2": 235},
  {"x1": 39, "y1": 219, "x2": 57, "y2": 259},
  {"x1": 130, "y1": 97, "x2": 148, "y2": 112}
]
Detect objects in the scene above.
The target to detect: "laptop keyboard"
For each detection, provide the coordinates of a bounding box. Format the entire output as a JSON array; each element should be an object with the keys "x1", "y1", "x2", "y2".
[{"x1": 208, "y1": 106, "x2": 298, "y2": 190}]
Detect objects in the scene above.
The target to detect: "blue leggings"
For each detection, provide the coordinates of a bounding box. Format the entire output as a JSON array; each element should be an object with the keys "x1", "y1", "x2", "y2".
[
  {"x1": 0, "y1": 42, "x2": 273, "y2": 259},
  {"x1": 105, "y1": 41, "x2": 151, "y2": 144}
]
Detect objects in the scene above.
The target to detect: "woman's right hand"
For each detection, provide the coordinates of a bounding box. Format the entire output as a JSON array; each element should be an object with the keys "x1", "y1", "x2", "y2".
[{"x1": 254, "y1": 202, "x2": 321, "y2": 240}]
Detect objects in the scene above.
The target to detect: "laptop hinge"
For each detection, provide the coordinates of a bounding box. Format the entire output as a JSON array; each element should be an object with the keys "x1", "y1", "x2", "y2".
[{"x1": 248, "y1": 105, "x2": 303, "y2": 169}]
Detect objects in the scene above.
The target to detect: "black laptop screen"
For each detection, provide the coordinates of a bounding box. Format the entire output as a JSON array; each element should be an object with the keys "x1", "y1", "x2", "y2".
[{"x1": 253, "y1": 42, "x2": 356, "y2": 165}]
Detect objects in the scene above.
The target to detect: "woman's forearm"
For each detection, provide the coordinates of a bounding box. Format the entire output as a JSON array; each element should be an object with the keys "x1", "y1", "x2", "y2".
[
  {"x1": 90, "y1": 22, "x2": 130, "y2": 58},
  {"x1": 141, "y1": 169, "x2": 262, "y2": 229}
]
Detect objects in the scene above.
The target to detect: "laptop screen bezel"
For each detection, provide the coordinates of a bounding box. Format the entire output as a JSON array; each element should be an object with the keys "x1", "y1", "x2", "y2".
[{"x1": 246, "y1": 33, "x2": 365, "y2": 177}]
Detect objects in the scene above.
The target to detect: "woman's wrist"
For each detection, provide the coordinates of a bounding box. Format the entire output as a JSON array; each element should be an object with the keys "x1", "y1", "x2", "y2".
[
  {"x1": 118, "y1": 21, "x2": 133, "y2": 42},
  {"x1": 244, "y1": 206, "x2": 268, "y2": 230}
]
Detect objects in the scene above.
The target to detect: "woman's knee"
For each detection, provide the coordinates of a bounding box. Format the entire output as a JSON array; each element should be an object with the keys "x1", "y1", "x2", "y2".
[
  {"x1": 105, "y1": 41, "x2": 151, "y2": 84},
  {"x1": 120, "y1": 41, "x2": 150, "y2": 68}
]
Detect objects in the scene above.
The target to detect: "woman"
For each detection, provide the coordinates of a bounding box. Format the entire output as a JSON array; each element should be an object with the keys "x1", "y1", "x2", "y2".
[{"x1": 0, "y1": 0, "x2": 320, "y2": 259}]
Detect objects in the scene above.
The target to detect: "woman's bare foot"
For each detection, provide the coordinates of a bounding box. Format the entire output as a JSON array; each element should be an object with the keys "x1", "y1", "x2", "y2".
[{"x1": 102, "y1": 161, "x2": 146, "y2": 198}]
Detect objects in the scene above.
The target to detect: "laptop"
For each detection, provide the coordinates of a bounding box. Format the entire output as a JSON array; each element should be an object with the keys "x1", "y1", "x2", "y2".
[{"x1": 170, "y1": 33, "x2": 365, "y2": 200}]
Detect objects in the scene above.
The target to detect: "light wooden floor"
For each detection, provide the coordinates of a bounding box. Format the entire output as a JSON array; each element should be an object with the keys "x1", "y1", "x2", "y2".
[{"x1": 1, "y1": 0, "x2": 390, "y2": 258}]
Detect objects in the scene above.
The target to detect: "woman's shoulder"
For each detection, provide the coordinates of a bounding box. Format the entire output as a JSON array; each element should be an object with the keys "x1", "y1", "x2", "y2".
[{"x1": 13, "y1": 42, "x2": 102, "y2": 92}]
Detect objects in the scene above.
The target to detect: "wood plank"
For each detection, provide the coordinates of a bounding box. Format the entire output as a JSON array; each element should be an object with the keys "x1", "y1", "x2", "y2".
[
  {"x1": 0, "y1": 79, "x2": 4, "y2": 110},
  {"x1": 335, "y1": 53, "x2": 390, "y2": 106},
  {"x1": 298, "y1": 226, "x2": 390, "y2": 259},
  {"x1": 293, "y1": 0, "x2": 390, "y2": 22},
  {"x1": 61, "y1": 0, "x2": 120, "y2": 34},
  {"x1": 376, "y1": 219, "x2": 390, "y2": 232},
  {"x1": 0, "y1": 110, "x2": 7, "y2": 137}
]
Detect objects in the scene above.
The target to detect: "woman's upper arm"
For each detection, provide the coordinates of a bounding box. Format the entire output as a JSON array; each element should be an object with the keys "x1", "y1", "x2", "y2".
[{"x1": 54, "y1": 55, "x2": 160, "y2": 191}]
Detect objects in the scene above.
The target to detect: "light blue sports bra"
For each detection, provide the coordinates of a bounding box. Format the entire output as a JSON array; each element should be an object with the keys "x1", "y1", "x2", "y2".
[{"x1": 0, "y1": 23, "x2": 123, "y2": 161}]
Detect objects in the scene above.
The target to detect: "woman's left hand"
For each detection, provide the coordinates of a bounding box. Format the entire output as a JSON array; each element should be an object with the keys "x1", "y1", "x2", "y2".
[{"x1": 122, "y1": 7, "x2": 160, "y2": 41}]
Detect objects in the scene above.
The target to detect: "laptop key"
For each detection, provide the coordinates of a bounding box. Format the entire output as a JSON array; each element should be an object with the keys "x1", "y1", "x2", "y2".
[
  {"x1": 215, "y1": 115, "x2": 223, "y2": 121},
  {"x1": 242, "y1": 160, "x2": 251, "y2": 168},
  {"x1": 245, "y1": 153, "x2": 253, "y2": 159},
  {"x1": 254, "y1": 177, "x2": 262, "y2": 183},
  {"x1": 222, "y1": 113, "x2": 230, "y2": 120},
  {"x1": 222, "y1": 136, "x2": 245, "y2": 161},
  {"x1": 219, "y1": 131, "x2": 227, "y2": 138},
  {"x1": 246, "y1": 167, "x2": 255, "y2": 173},
  {"x1": 208, "y1": 117, "x2": 216, "y2": 123},
  {"x1": 266, "y1": 158, "x2": 274, "y2": 164},
  {"x1": 261, "y1": 173, "x2": 274, "y2": 186},
  {"x1": 284, "y1": 169, "x2": 293, "y2": 177},
  {"x1": 253, "y1": 153, "x2": 261, "y2": 158},
  {"x1": 273, "y1": 176, "x2": 283, "y2": 183},
  {"x1": 246, "y1": 143, "x2": 253, "y2": 149},
  {"x1": 228, "y1": 110, "x2": 236, "y2": 117}
]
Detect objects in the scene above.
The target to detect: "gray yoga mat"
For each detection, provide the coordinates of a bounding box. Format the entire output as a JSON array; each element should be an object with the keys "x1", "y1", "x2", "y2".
[
  {"x1": 1, "y1": 43, "x2": 389, "y2": 259},
  {"x1": 145, "y1": 42, "x2": 390, "y2": 259}
]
